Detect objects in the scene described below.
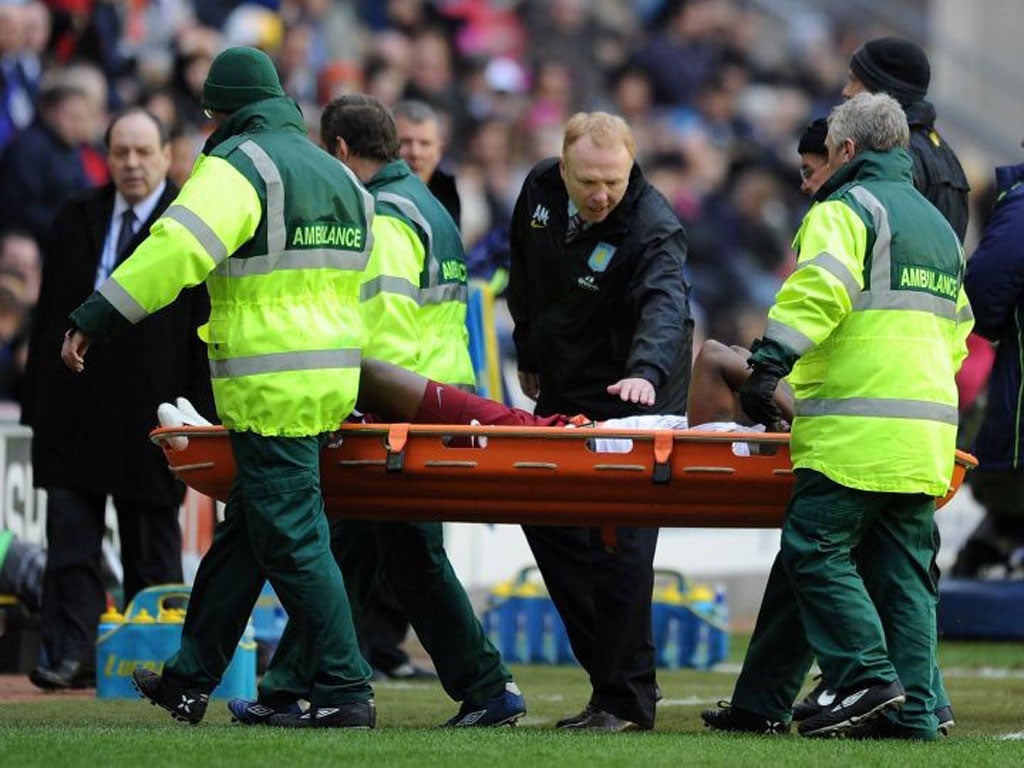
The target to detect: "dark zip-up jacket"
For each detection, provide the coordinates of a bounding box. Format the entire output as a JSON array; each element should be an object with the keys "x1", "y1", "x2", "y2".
[
  {"x1": 906, "y1": 100, "x2": 970, "y2": 242},
  {"x1": 964, "y1": 162, "x2": 1024, "y2": 471},
  {"x1": 508, "y1": 157, "x2": 693, "y2": 419}
]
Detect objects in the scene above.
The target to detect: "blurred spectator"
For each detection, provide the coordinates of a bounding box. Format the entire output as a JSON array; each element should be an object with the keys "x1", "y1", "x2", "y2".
[
  {"x1": 140, "y1": 87, "x2": 180, "y2": 133},
  {"x1": 317, "y1": 59, "x2": 364, "y2": 106},
  {"x1": 61, "y1": 61, "x2": 112, "y2": 185},
  {"x1": 394, "y1": 98, "x2": 461, "y2": 228},
  {"x1": 458, "y1": 115, "x2": 519, "y2": 253},
  {"x1": 0, "y1": 230, "x2": 40, "y2": 399},
  {"x1": 0, "y1": 228, "x2": 42, "y2": 308},
  {"x1": 169, "y1": 31, "x2": 219, "y2": 130},
  {"x1": 167, "y1": 126, "x2": 203, "y2": 188},
  {"x1": 0, "y1": 3, "x2": 37, "y2": 153},
  {"x1": 278, "y1": 21, "x2": 318, "y2": 104},
  {"x1": 524, "y1": 0, "x2": 619, "y2": 112},
  {"x1": 0, "y1": 278, "x2": 28, "y2": 401},
  {"x1": 522, "y1": 60, "x2": 572, "y2": 136},
  {"x1": 404, "y1": 26, "x2": 462, "y2": 119},
  {"x1": 48, "y1": 0, "x2": 130, "y2": 91},
  {"x1": 632, "y1": 0, "x2": 726, "y2": 107},
  {"x1": 0, "y1": 82, "x2": 93, "y2": 244},
  {"x1": 19, "y1": 1, "x2": 52, "y2": 83},
  {"x1": 364, "y1": 52, "x2": 407, "y2": 107}
]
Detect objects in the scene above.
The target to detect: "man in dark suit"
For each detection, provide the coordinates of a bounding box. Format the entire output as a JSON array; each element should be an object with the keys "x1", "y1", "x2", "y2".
[{"x1": 20, "y1": 107, "x2": 214, "y2": 690}]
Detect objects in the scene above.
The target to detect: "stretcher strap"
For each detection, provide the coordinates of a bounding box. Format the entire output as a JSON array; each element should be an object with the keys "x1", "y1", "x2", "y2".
[
  {"x1": 652, "y1": 430, "x2": 674, "y2": 484},
  {"x1": 386, "y1": 423, "x2": 409, "y2": 473}
]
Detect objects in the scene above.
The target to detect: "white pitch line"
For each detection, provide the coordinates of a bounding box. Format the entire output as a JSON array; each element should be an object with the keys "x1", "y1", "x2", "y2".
[
  {"x1": 659, "y1": 697, "x2": 726, "y2": 707},
  {"x1": 937, "y1": 667, "x2": 1024, "y2": 680}
]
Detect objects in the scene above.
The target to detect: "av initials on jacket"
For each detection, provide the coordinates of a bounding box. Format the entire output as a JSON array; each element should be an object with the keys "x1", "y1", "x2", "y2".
[{"x1": 441, "y1": 259, "x2": 467, "y2": 281}]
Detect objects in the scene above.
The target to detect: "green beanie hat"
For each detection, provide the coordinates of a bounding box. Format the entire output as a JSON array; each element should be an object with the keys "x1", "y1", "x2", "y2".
[{"x1": 202, "y1": 46, "x2": 285, "y2": 114}]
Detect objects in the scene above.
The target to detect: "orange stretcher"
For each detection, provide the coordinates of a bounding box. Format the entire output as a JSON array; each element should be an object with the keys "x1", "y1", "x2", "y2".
[{"x1": 150, "y1": 424, "x2": 977, "y2": 528}]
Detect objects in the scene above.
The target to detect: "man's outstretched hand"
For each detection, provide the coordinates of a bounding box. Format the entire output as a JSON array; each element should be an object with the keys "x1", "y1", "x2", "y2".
[
  {"x1": 608, "y1": 377, "x2": 655, "y2": 406},
  {"x1": 61, "y1": 329, "x2": 92, "y2": 373}
]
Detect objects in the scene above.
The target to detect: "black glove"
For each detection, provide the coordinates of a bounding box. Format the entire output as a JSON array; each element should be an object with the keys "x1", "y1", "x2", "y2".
[{"x1": 738, "y1": 361, "x2": 786, "y2": 430}]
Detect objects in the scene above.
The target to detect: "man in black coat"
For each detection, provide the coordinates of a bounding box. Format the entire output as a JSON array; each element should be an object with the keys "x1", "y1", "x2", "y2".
[
  {"x1": 0, "y1": 83, "x2": 93, "y2": 245},
  {"x1": 508, "y1": 112, "x2": 693, "y2": 731},
  {"x1": 20, "y1": 107, "x2": 214, "y2": 690},
  {"x1": 842, "y1": 36, "x2": 970, "y2": 241}
]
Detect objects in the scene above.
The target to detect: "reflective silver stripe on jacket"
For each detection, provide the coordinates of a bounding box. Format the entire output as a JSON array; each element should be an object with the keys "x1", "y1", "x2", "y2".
[
  {"x1": 766, "y1": 319, "x2": 815, "y2": 355},
  {"x1": 99, "y1": 279, "x2": 148, "y2": 323},
  {"x1": 373, "y1": 192, "x2": 465, "y2": 305},
  {"x1": 420, "y1": 282, "x2": 468, "y2": 306},
  {"x1": 361, "y1": 274, "x2": 419, "y2": 302},
  {"x1": 379, "y1": 190, "x2": 435, "y2": 282},
  {"x1": 798, "y1": 251, "x2": 862, "y2": 304},
  {"x1": 163, "y1": 205, "x2": 229, "y2": 265},
  {"x1": 211, "y1": 141, "x2": 374, "y2": 277},
  {"x1": 848, "y1": 185, "x2": 959, "y2": 317},
  {"x1": 220, "y1": 249, "x2": 370, "y2": 277},
  {"x1": 360, "y1": 276, "x2": 467, "y2": 306},
  {"x1": 209, "y1": 348, "x2": 362, "y2": 378},
  {"x1": 239, "y1": 141, "x2": 286, "y2": 254},
  {"x1": 796, "y1": 396, "x2": 959, "y2": 425}
]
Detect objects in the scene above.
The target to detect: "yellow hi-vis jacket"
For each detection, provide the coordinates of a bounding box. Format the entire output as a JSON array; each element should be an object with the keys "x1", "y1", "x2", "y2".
[
  {"x1": 71, "y1": 98, "x2": 375, "y2": 436},
  {"x1": 359, "y1": 159, "x2": 474, "y2": 387},
  {"x1": 764, "y1": 149, "x2": 973, "y2": 496}
]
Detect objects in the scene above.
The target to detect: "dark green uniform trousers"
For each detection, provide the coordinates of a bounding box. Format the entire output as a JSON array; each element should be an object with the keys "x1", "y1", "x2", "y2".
[
  {"x1": 732, "y1": 469, "x2": 938, "y2": 738},
  {"x1": 260, "y1": 518, "x2": 510, "y2": 706},
  {"x1": 164, "y1": 432, "x2": 372, "y2": 706}
]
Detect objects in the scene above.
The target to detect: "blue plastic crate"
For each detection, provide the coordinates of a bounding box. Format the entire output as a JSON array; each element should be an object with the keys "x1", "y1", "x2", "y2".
[{"x1": 96, "y1": 584, "x2": 256, "y2": 700}]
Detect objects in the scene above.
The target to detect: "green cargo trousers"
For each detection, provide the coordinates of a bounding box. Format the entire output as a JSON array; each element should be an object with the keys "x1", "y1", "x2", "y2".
[
  {"x1": 163, "y1": 431, "x2": 372, "y2": 707},
  {"x1": 731, "y1": 469, "x2": 939, "y2": 738},
  {"x1": 260, "y1": 518, "x2": 510, "y2": 707}
]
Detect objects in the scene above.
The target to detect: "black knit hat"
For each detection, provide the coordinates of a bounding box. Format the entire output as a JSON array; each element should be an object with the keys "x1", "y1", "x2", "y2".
[
  {"x1": 850, "y1": 37, "x2": 930, "y2": 108},
  {"x1": 202, "y1": 47, "x2": 285, "y2": 114},
  {"x1": 798, "y1": 118, "x2": 828, "y2": 156}
]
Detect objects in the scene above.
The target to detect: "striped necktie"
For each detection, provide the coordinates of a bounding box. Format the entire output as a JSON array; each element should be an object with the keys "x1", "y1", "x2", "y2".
[{"x1": 566, "y1": 212, "x2": 583, "y2": 243}]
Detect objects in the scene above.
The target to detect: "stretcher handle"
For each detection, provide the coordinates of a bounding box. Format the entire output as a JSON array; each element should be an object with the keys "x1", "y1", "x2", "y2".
[
  {"x1": 652, "y1": 431, "x2": 674, "y2": 484},
  {"x1": 386, "y1": 423, "x2": 409, "y2": 473}
]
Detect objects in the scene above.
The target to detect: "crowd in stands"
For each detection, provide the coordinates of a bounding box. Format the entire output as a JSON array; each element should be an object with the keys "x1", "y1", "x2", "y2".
[{"x1": 0, "y1": 0, "x2": 978, "y2": 403}]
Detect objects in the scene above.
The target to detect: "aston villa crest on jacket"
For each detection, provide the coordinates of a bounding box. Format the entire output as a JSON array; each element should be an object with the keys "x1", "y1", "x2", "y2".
[{"x1": 588, "y1": 242, "x2": 617, "y2": 272}]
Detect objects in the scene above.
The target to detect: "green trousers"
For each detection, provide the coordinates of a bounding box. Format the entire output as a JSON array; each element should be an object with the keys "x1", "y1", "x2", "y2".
[
  {"x1": 260, "y1": 519, "x2": 510, "y2": 707},
  {"x1": 732, "y1": 469, "x2": 938, "y2": 738},
  {"x1": 164, "y1": 431, "x2": 372, "y2": 706}
]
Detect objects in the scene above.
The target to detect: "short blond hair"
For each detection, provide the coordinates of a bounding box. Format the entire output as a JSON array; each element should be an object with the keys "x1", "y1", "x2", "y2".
[{"x1": 562, "y1": 112, "x2": 636, "y2": 159}]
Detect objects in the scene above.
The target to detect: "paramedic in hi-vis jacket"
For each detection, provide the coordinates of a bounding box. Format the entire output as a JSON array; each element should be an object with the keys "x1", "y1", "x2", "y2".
[
  {"x1": 60, "y1": 47, "x2": 377, "y2": 729},
  {"x1": 702, "y1": 92, "x2": 972, "y2": 740},
  {"x1": 242, "y1": 94, "x2": 526, "y2": 729}
]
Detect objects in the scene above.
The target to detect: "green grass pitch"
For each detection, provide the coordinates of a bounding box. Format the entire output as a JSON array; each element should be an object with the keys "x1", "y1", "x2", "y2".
[{"x1": 1, "y1": 637, "x2": 1021, "y2": 767}]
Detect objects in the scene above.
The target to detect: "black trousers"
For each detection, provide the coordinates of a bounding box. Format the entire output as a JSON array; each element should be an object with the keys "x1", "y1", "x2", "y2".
[
  {"x1": 358, "y1": 580, "x2": 412, "y2": 672},
  {"x1": 522, "y1": 524, "x2": 660, "y2": 727},
  {"x1": 40, "y1": 487, "x2": 182, "y2": 667}
]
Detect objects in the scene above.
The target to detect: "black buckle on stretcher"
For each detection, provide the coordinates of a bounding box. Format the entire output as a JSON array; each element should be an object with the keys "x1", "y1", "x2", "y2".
[
  {"x1": 385, "y1": 424, "x2": 409, "y2": 473},
  {"x1": 652, "y1": 431, "x2": 673, "y2": 484}
]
